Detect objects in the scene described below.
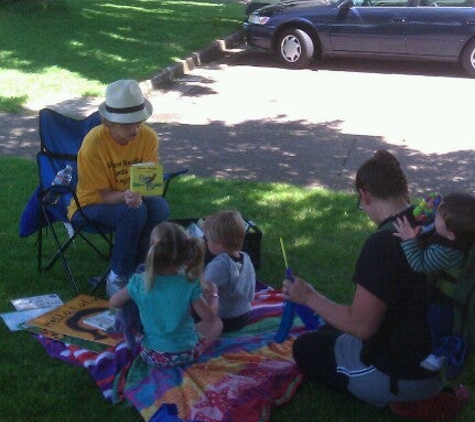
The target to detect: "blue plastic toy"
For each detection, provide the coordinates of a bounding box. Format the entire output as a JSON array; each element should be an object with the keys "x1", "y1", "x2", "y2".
[{"x1": 274, "y1": 238, "x2": 323, "y2": 343}]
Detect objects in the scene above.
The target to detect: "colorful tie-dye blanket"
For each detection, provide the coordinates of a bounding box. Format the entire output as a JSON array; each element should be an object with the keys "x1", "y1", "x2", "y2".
[{"x1": 36, "y1": 289, "x2": 318, "y2": 422}]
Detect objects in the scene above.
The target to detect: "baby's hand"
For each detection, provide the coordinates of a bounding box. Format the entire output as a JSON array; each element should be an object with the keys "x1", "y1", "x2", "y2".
[{"x1": 393, "y1": 216, "x2": 420, "y2": 241}]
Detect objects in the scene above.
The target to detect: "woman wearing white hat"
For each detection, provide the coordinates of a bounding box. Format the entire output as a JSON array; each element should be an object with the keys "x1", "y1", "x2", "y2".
[{"x1": 67, "y1": 79, "x2": 169, "y2": 296}]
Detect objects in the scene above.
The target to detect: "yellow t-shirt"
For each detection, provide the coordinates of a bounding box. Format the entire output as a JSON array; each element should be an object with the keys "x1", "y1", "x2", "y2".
[{"x1": 67, "y1": 124, "x2": 159, "y2": 220}]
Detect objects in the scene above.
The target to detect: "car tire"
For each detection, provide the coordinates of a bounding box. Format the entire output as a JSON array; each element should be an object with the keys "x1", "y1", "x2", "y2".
[
  {"x1": 461, "y1": 39, "x2": 475, "y2": 78},
  {"x1": 277, "y1": 28, "x2": 314, "y2": 69}
]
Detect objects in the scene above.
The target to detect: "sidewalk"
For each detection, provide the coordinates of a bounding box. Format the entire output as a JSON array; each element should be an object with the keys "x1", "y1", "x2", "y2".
[{"x1": 1, "y1": 32, "x2": 474, "y2": 196}]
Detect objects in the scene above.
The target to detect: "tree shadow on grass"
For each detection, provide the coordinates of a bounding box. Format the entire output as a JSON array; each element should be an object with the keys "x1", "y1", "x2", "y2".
[{"x1": 0, "y1": 0, "x2": 244, "y2": 87}]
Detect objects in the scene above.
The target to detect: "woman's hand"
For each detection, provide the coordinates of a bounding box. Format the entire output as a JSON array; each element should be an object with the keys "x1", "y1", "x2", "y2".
[
  {"x1": 99, "y1": 188, "x2": 142, "y2": 207},
  {"x1": 282, "y1": 275, "x2": 387, "y2": 340},
  {"x1": 124, "y1": 189, "x2": 143, "y2": 208},
  {"x1": 282, "y1": 276, "x2": 315, "y2": 307}
]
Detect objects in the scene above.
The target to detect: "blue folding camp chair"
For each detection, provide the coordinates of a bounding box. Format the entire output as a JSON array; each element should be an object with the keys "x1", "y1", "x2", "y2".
[{"x1": 20, "y1": 108, "x2": 188, "y2": 293}]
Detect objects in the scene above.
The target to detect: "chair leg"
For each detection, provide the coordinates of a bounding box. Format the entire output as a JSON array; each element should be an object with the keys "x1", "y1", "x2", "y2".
[
  {"x1": 40, "y1": 208, "x2": 79, "y2": 294},
  {"x1": 37, "y1": 228, "x2": 43, "y2": 273},
  {"x1": 75, "y1": 231, "x2": 111, "y2": 260},
  {"x1": 43, "y1": 231, "x2": 77, "y2": 271},
  {"x1": 50, "y1": 224, "x2": 79, "y2": 294},
  {"x1": 38, "y1": 205, "x2": 114, "y2": 295}
]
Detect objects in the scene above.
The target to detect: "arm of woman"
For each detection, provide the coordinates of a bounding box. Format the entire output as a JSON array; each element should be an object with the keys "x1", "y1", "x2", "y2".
[
  {"x1": 99, "y1": 187, "x2": 142, "y2": 207},
  {"x1": 283, "y1": 277, "x2": 386, "y2": 340}
]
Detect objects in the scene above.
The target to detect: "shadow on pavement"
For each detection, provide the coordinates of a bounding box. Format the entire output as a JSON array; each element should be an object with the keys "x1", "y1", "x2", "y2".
[
  {"x1": 2, "y1": 111, "x2": 474, "y2": 195},
  {"x1": 1, "y1": 44, "x2": 474, "y2": 197},
  {"x1": 154, "y1": 118, "x2": 475, "y2": 195}
]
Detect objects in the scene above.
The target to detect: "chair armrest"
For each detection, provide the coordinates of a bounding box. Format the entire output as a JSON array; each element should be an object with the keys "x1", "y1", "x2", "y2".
[{"x1": 163, "y1": 168, "x2": 189, "y2": 197}]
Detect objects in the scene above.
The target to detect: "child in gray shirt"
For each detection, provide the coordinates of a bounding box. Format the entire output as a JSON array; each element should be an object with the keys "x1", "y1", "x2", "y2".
[{"x1": 203, "y1": 210, "x2": 256, "y2": 332}]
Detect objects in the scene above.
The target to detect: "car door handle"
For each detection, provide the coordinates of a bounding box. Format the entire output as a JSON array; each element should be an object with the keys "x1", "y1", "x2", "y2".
[
  {"x1": 391, "y1": 18, "x2": 406, "y2": 23},
  {"x1": 466, "y1": 19, "x2": 475, "y2": 25}
]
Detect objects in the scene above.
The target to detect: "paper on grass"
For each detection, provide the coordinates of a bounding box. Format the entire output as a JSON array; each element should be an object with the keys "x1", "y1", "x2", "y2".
[
  {"x1": 1, "y1": 306, "x2": 59, "y2": 331},
  {"x1": 11, "y1": 293, "x2": 63, "y2": 311}
]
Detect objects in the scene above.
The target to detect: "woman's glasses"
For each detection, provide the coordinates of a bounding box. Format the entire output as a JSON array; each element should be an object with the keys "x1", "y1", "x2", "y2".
[{"x1": 356, "y1": 191, "x2": 364, "y2": 211}]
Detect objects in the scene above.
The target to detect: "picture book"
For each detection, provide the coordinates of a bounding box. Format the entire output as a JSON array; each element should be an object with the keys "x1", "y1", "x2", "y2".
[
  {"x1": 26, "y1": 324, "x2": 111, "y2": 352},
  {"x1": 26, "y1": 294, "x2": 121, "y2": 347},
  {"x1": 130, "y1": 162, "x2": 164, "y2": 196}
]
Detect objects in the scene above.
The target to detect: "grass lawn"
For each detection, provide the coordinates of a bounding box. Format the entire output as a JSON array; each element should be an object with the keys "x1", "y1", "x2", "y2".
[
  {"x1": 1, "y1": 157, "x2": 474, "y2": 421},
  {"x1": 1, "y1": 0, "x2": 474, "y2": 421},
  {"x1": 0, "y1": 0, "x2": 245, "y2": 112}
]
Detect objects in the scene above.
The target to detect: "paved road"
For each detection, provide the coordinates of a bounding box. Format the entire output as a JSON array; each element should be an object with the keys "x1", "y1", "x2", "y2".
[{"x1": 2, "y1": 42, "x2": 474, "y2": 195}]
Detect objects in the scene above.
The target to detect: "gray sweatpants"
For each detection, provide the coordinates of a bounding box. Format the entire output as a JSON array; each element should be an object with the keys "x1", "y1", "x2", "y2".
[{"x1": 335, "y1": 333, "x2": 445, "y2": 407}]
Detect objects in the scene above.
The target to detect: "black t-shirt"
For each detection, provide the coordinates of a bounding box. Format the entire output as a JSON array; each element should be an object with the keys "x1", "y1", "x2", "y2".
[{"x1": 353, "y1": 208, "x2": 434, "y2": 380}]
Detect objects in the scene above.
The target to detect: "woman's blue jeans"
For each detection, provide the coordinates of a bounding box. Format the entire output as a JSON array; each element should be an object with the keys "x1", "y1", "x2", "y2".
[{"x1": 71, "y1": 196, "x2": 169, "y2": 278}]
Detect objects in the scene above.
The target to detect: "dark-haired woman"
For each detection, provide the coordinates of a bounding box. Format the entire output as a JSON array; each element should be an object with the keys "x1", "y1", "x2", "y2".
[{"x1": 284, "y1": 150, "x2": 468, "y2": 419}]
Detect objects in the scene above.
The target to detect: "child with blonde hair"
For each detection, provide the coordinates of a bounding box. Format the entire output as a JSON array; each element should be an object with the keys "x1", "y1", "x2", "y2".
[
  {"x1": 110, "y1": 222, "x2": 222, "y2": 368},
  {"x1": 203, "y1": 210, "x2": 256, "y2": 332}
]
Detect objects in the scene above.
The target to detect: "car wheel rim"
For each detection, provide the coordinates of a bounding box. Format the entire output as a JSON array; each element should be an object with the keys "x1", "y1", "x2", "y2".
[
  {"x1": 281, "y1": 35, "x2": 301, "y2": 63},
  {"x1": 470, "y1": 49, "x2": 475, "y2": 70}
]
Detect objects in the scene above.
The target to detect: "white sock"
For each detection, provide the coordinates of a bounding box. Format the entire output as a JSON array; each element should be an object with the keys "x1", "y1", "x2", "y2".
[{"x1": 108, "y1": 270, "x2": 118, "y2": 282}]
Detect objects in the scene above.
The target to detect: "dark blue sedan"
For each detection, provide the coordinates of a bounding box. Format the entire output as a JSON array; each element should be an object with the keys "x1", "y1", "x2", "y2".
[{"x1": 242, "y1": 0, "x2": 475, "y2": 76}]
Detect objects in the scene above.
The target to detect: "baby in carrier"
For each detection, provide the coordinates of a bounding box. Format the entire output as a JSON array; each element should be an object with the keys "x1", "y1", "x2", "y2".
[{"x1": 393, "y1": 192, "x2": 475, "y2": 378}]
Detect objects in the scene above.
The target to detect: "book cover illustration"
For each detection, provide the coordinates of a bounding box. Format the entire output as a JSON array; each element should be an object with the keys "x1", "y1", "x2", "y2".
[
  {"x1": 26, "y1": 294, "x2": 121, "y2": 347},
  {"x1": 130, "y1": 162, "x2": 164, "y2": 196}
]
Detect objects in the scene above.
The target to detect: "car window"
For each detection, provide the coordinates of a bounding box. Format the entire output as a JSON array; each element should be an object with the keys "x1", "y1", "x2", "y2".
[
  {"x1": 354, "y1": 0, "x2": 412, "y2": 6},
  {"x1": 419, "y1": 0, "x2": 473, "y2": 5}
]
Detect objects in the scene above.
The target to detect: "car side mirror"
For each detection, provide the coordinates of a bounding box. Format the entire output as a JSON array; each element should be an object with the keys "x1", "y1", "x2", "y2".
[{"x1": 339, "y1": 0, "x2": 354, "y2": 9}]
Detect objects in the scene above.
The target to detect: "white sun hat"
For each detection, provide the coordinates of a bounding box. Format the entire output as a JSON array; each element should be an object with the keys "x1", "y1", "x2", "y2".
[{"x1": 98, "y1": 79, "x2": 153, "y2": 124}]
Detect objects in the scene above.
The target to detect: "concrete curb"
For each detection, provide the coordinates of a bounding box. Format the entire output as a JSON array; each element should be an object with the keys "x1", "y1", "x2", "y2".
[{"x1": 140, "y1": 30, "x2": 244, "y2": 94}]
